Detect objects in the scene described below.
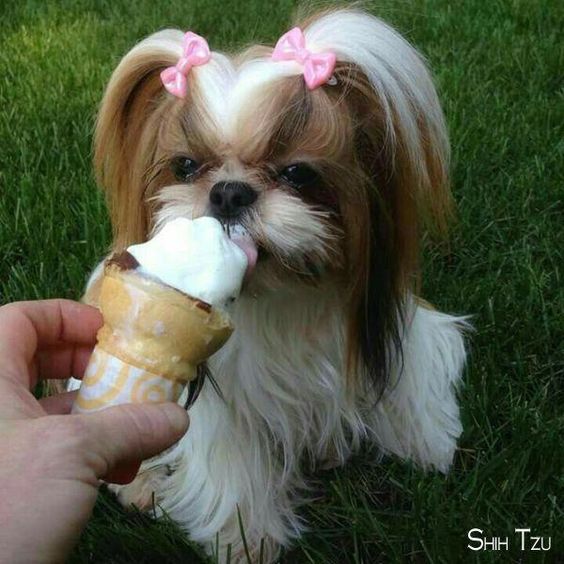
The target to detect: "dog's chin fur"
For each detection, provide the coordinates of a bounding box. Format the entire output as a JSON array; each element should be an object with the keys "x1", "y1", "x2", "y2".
[{"x1": 73, "y1": 7, "x2": 469, "y2": 562}]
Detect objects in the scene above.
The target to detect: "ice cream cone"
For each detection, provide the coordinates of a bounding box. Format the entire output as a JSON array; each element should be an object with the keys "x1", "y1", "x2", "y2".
[{"x1": 72, "y1": 260, "x2": 233, "y2": 414}]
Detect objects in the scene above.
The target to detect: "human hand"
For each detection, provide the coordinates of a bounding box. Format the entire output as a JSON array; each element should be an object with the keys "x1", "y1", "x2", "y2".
[{"x1": 0, "y1": 299, "x2": 189, "y2": 563}]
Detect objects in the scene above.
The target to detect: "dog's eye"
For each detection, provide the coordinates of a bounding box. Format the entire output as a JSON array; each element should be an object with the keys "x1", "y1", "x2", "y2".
[
  {"x1": 170, "y1": 156, "x2": 200, "y2": 182},
  {"x1": 280, "y1": 163, "x2": 318, "y2": 188}
]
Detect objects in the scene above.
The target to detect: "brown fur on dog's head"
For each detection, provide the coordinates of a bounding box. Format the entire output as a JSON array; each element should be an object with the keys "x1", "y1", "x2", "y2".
[{"x1": 93, "y1": 8, "x2": 451, "y2": 395}]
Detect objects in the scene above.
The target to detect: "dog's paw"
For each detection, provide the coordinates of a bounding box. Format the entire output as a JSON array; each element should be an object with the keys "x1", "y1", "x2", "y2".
[
  {"x1": 210, "y1": 534, "x2": 280, "y2": 564},
  {"x1": 317, "y1": 442, "x2": 349, "y2": 470},
  {"x1": 108, "y1": 464, "x2": 173, "y2": 512}
]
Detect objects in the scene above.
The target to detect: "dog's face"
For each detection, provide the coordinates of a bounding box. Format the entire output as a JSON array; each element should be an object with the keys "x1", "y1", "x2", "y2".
[
  {"x1": 146, "y1": 67, "x2": 353, "y2": 293},
  {"x1": 94, "y1": 9, "x2": 452, "y2": 392}
]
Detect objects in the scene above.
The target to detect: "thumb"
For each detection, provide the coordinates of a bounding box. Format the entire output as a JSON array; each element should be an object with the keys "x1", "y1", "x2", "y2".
[{"x1": 77, "y1": 402, "x2": 189, "y2": 481}]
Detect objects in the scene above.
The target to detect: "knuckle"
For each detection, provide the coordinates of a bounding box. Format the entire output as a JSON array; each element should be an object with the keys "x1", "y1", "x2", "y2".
[
  {"x1": 117, "y1": 404, "x2": 172, "y2": 458},
  {"x1": 122, "y1": 406, "x2": 156, "y2": 448},
  {"x1": 46, "y1": 415, "x2": 88, "y2": 448}
]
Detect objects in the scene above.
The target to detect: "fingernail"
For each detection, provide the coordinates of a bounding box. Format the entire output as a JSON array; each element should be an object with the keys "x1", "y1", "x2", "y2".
[{"x1": 159, "y1": 403, "x2": 189, "y2": 435}]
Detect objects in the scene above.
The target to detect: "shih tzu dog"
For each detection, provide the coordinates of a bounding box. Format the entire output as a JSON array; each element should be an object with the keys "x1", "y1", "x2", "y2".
[{"x1": 77, "y1": 7, "x2": 468, "y2": 561}]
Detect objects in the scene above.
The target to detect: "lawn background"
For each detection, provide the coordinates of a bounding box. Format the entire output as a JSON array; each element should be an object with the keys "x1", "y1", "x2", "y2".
[{"x1": 0, "y1": 0, "x2": 562, "y2": 562}]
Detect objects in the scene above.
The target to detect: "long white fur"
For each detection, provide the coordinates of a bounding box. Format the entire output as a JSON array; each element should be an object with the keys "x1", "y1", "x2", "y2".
[
  {"x1": 229, "y1": 9, "x2": 449, "y2": 188},
  {"x1": 367, "y1": 303, "x2": 470, "y2": 473},
  {"x1": 77, "y1": 9, "x2": 467, "y2": 562},
  {"x1": 304, "y1": 9, "x2": 450, "y2": 174},
  {"x1": 97, "y1": 279, "x2": 466, "y2": 561}
]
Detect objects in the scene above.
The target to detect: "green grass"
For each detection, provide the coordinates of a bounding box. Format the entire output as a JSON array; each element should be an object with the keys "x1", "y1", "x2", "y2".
[{"x1": 1, "y1": 0, "x2": 562, "y2": 562}]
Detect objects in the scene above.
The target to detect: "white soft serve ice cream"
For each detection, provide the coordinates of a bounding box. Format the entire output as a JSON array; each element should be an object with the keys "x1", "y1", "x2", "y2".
[{"x1": 127, "y1": 217, "x2": 252, "y2": 308}]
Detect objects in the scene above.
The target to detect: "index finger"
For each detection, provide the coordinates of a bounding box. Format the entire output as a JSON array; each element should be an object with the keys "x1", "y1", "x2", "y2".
[{"x1": 0, "y1": 300, "x2": 102, "y2": 386}]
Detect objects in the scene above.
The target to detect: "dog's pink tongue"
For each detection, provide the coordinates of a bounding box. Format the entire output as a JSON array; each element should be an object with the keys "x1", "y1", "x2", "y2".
[{"x1": 231, "y1": 235, "x2": 258, "y2": 278}]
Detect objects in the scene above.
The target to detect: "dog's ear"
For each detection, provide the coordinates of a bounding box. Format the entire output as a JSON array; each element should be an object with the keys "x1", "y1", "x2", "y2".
[
  {"x1": 300, "y1": 9, "x2": 452, "y2": 395},
  {"x1": 94, "y1": 31, "x2": 184, "y2": 250}
]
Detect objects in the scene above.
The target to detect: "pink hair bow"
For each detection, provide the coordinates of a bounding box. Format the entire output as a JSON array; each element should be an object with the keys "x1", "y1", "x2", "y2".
[
  {"x1": 160, "y1": 31, "x2": 211, "y2": 98},
  {"x1": 271, "y1": 27, "x2": 336, "y2": 90}
]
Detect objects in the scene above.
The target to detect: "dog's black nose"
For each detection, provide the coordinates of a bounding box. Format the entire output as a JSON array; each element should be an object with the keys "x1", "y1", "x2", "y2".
[{"x1": 209, "y1": 181, "x2": 257, "y2": 218}]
